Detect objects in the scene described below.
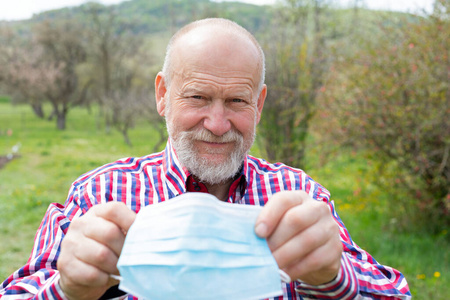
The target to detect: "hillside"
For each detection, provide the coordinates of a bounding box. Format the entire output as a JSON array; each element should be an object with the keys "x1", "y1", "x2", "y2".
[
  {"x1": 0, "y1": 0, "x2": 419, "y2": 48},
  {"x1": 2, "y1": 0, "x2": 274, "y2": 37}
]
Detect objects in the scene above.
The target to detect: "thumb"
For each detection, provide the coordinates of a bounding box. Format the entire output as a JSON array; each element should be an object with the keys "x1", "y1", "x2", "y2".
[
  {"x1": 255, "y1": 190, "x2": 309, "y2": 238},
  {"x1": 94, "y1": 201, "x2": 137, "y2": 233}
]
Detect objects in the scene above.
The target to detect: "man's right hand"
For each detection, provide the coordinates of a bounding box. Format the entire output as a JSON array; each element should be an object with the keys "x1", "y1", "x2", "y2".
[{"x1": 57, "y1": 202, "x2": 136, "y2": 300}]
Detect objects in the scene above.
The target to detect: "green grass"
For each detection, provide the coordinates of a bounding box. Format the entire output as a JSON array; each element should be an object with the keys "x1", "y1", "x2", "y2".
[
  {"x1": 306, "y1": 153, "x2": 449, "y2": 299},
  {"x1": 0, "y1": 102, "x2": 161, "y2": 278},
  {"x1": 0, "y1": 102, "x2": 448, "y2": 298},
  {"x1": 0, "y1": 95, "x2": 10, "y2": 104}
]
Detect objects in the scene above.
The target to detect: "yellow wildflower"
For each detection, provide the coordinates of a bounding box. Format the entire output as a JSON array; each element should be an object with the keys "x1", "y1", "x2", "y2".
[
  {"x1": 416, "y1": 274, "x2": 426, "y2": 280},
  {"x1": 434, "y1": 272, "x2": 441, "y2": 278}
]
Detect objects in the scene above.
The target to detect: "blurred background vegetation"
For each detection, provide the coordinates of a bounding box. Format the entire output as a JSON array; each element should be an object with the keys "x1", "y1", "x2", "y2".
[{"x1": 0, "y1": 0, "x2": 448, "y2": 298}]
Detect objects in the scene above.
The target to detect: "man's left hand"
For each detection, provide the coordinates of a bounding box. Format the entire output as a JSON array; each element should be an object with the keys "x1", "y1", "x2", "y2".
[{"x1": 255, "y1": 190, "x2": 343, "y2": 285}]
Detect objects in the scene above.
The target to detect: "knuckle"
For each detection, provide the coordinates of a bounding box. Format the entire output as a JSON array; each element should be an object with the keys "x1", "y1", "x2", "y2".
[
  {"x1": 62, "y1": 231, "x2": 81, "y2": 250},
  {"x1": 60, "y1": 236, "x2": 74, "y2": 251},
  {"x1": 106, "y1": 201, "x2": 126, "y2": 211},
  {"x1": 274, "y1": 190, "x2": 301, "y2": 206},
  {"x1": 68, "y1": 217, "x2": 84, "y2": 230},
  {"x1": 303, "y1": 228, "x2": 322, "y2": 247},
  {"x1": 103, "y1": 225, "x2": 120, "y2": 241},
  {"x1": 296, "y1": 190, "x2": 310, "y2": 199},
  {"x1": 306, "y1": 255, "x2": 322, "y2": 271},
  {"x1": 94, "y1": 246, "x2": 111, "y2": 264},
  {"x1": 101, "y1": 201, "x2": 128, "y2": 220},
  {"x1": 289, "y1": 261, "x2": 308, "y2": 280},
  {"x1": 284, "y1": 209, "x2": 303, "y2": 228},
  {"x1": 83, "y1": 268, "x2": 101, "y2": 284},
  {"x1": 329, "y1": 220, "x2": 340, "y2": 235},
  {"x1": 101, "y1": 202, "x2": 116, "y2": 216},
  {"x1": 315, "y1": 201, "x2": 330, "y2": 214}
]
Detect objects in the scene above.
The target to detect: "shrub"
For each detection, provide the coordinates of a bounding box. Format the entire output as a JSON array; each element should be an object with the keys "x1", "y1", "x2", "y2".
[{"x1": 319, "y1": 5, "x2": 449, "y2": 233}]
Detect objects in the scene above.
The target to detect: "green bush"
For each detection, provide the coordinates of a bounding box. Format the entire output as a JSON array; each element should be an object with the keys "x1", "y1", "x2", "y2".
[{"x1": 319, "y1": 8, "x2": 450, "y2": 234}]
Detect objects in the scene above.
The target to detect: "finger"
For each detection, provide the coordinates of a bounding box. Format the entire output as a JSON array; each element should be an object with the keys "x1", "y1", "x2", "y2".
[
  {"x1": 267, "y1": 200, "x2": 323, "y2": 252},
  {"x1": 58, "y1": 255, "x2": 114, "y2": 300},
  {"x1": 282, "y1": 236, "x2": 342, "y2": 285},
  {"x1": 63, "y1": 258, "x2": 111, "y2": 287},
  {"x1": 82, "y1": 216, "x2": 126, "y2": 257},
  {"x1": 60, "y1": 221, "x2": 121, "y2": 276},
  {"x1": 58, "y1": 241, "x2": 111, "y2": 288},
  {"x1": 255, "y1": 190, "x2": 308, "y2": 238},
  {"x1": 271, "y1": 222, "x2": 329, "y2": 269},
  {"x1": 73, "y1": 237, "x2": 120, "y2": 276},
  {"x1": 93, "y1": 201, "x2": 137, "y2": 233}
]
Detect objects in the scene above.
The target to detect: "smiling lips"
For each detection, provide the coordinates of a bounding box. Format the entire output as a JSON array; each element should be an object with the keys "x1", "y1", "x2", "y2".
[{"x1": 198, "y1": 140, "x2": 234, "y2": 155}]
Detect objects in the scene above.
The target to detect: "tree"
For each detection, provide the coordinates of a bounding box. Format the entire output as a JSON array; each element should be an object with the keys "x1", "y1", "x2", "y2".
[
  {"x1": 32, "y1": 19, "x2": 91, "y2": 130},
  {"x1": 83, "y1": 4, "x2": 162, "y2": 146},
  {"x1": 320, "y1": 2, "x2": 449, "y2": 232},
  {"x1": 0, "y1": 19, "x2": 90, "y2": 130},
  {"x1": 0, "y1": 27, "x2": 48, "y2": 119},
  {"x1": 258, "y1": 0, "x2": 331, "y2": 168}
]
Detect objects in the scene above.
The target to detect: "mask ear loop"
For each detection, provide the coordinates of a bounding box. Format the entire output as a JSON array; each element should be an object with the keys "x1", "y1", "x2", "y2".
[
  {"x1": 110, "y1": 274, "x2": 123, "y2": 281},
  {"x1": 279, "y1": 269, "x2": 291, "y2": 283}
]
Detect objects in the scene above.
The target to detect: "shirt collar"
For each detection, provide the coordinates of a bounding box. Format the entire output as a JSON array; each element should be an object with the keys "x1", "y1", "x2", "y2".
[
  {"x1": 162, "y1": 139, "x2": 190, "y2": 198},
  {"x1": 162, "y1": 139, "x2": 249, "y2": 202}
]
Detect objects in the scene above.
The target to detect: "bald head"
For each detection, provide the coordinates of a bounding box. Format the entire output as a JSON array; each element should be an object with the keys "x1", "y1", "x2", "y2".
[{"x1": 161, "y1": 18, "x2": 265, "y2": 92}]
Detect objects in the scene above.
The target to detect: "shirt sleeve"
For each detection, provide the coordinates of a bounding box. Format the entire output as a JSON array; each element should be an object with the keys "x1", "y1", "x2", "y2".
[
  {"x1": 0, "y1": 178, "x2": 129, "y2": 300},
  {"x1": 295, "y1": 199, "x2": 412, "y2": 299},
  {"x1": 0, "y1": 202, "x2": 72, "y2": 300}
]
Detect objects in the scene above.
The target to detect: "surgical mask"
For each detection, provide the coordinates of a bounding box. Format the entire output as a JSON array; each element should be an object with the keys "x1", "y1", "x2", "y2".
[{"x1": 116, "y1": 192, "x2": 286, "y2": 300}]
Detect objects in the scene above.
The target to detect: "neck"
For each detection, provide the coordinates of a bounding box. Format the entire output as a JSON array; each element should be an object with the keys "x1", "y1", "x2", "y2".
[{"x1": 204, "y1": 179, "x2": 234, "y2": 201}]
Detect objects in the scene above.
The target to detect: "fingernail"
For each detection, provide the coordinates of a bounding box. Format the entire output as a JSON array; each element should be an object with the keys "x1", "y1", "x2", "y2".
[{"x1": 255, "y1": 222, "x2": 268, "y2": 237}]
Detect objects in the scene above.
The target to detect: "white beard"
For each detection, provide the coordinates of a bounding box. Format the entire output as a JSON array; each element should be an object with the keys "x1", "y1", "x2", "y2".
[{"x1": 167, "y1": 123, "x2": 255, "y2": 185}]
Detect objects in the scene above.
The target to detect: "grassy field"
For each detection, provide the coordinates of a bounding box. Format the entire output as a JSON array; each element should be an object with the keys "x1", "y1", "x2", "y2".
[{"x1": 0, "y1": 100, "x2": 448, "y2": 298}]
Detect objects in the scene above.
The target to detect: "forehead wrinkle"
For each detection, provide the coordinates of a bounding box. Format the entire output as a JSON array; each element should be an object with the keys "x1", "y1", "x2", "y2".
[
  {"x1": 180, "y1": 78, "x2": 254, "y2": 98},
  {"x1": 174, "y1": 69, "x2": 256, "y2": 90}
]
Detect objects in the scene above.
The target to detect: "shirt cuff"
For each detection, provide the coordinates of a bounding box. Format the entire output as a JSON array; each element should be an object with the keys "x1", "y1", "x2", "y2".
[
  {"x1": 37, "y1": 273, "x2": 69, "y2": 300},
  {"x1": 46, "y1": 275, "x2": 128, "y2": 300},
  {"x1": 295, "y1": 253, "x2": 359, "y2": 299}
]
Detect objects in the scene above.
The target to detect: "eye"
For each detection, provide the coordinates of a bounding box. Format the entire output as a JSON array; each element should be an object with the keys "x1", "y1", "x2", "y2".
[
  {"x1": 191, "y1": 95, "x2": 203, "y2": 100},
  {"x1": 231, "y1": 98, "x2": 245, "y2": 103}
]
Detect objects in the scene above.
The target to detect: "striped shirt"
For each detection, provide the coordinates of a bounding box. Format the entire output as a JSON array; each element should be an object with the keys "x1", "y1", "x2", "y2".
[{"x1": 0, "y1": 140, "x2": 411, "y2": 299}]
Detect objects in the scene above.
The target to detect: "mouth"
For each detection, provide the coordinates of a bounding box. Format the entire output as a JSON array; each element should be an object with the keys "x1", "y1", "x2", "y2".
[
  {"x1": 200, "y1": 140, "x2": 232, "y2": 146},
  {"x1": 197, "y1": 140, "x2": 235, "y2": 154}
]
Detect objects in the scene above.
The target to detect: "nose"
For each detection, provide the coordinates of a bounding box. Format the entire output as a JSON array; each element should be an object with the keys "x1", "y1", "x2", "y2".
[{"x1": 203, "y1": 101, "x2": 231, "y2": 136}]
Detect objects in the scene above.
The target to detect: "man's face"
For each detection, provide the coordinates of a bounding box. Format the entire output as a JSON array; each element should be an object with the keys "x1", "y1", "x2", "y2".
[{"x1": 159, "y1": 28, "x2": 266, "y2": 185}]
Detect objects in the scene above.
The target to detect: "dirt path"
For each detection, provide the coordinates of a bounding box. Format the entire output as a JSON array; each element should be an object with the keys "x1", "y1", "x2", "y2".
[{"x1": 0, "y1": 155, "x2": 19, "y2": 169}]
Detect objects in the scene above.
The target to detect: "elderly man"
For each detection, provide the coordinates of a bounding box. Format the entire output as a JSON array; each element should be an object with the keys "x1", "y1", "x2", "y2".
[{"x1": 0, "y1": 18, "x2": 410, "y2": 299}]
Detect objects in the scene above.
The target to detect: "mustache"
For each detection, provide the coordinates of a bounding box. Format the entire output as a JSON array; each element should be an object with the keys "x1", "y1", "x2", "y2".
[{"x1": 188, "y1": 128, "x2": 243, "y2": 144}]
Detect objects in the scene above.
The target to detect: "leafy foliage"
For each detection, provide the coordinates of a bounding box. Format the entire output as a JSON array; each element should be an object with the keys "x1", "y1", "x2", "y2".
[
  {"x1": 0, "y1": 0, "x2": 272, "y2": 137},
  {"x1": 1, "y1": 0, "x2": 448, "y2": 233},
  {"x1": 0, "y1": 19, "x2": 90, "y2": 129},
  {"x1": 258, "y1": 0, "x2": 331, "y2": 168},
  {"x1": 319, "y1": 2, "x2": 450, "y2": 233},
  {"x1": 82, "y1": 3, "x2": 160, "y2": 146}
]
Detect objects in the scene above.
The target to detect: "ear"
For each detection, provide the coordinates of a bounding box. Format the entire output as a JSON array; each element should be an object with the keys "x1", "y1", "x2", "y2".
[
  {"x1": 155, "y1": 72, "x2": 167, "y2": 117},
  {"x1": 255, "y1": 84, "x2": 267, "y2": 124}
]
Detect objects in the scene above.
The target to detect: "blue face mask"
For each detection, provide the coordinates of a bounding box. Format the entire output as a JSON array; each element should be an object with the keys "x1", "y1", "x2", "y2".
[{"x1": 116, "y1": 192, "x2": 285, "y2": 300}]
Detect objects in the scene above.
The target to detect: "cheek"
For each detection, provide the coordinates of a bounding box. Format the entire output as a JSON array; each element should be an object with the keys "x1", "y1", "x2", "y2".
[
  {"x1": 169, "y1": 108, "x2": 204, "y2": 132},
  {"x1": 231, "y1": 111, "x2": 257, "y2": 136}
]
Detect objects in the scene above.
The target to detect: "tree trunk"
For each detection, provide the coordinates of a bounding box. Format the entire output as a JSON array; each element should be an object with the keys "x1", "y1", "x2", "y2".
[
  {"x1": 31, "y1": 103, "x2": 45, "y2": 119},
  {"x1": 57, "y1": 112, "x2": 66, "y2": 130},
  {"x1": 122, "y1": 127, "x2": 132, "y2": 147}
]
